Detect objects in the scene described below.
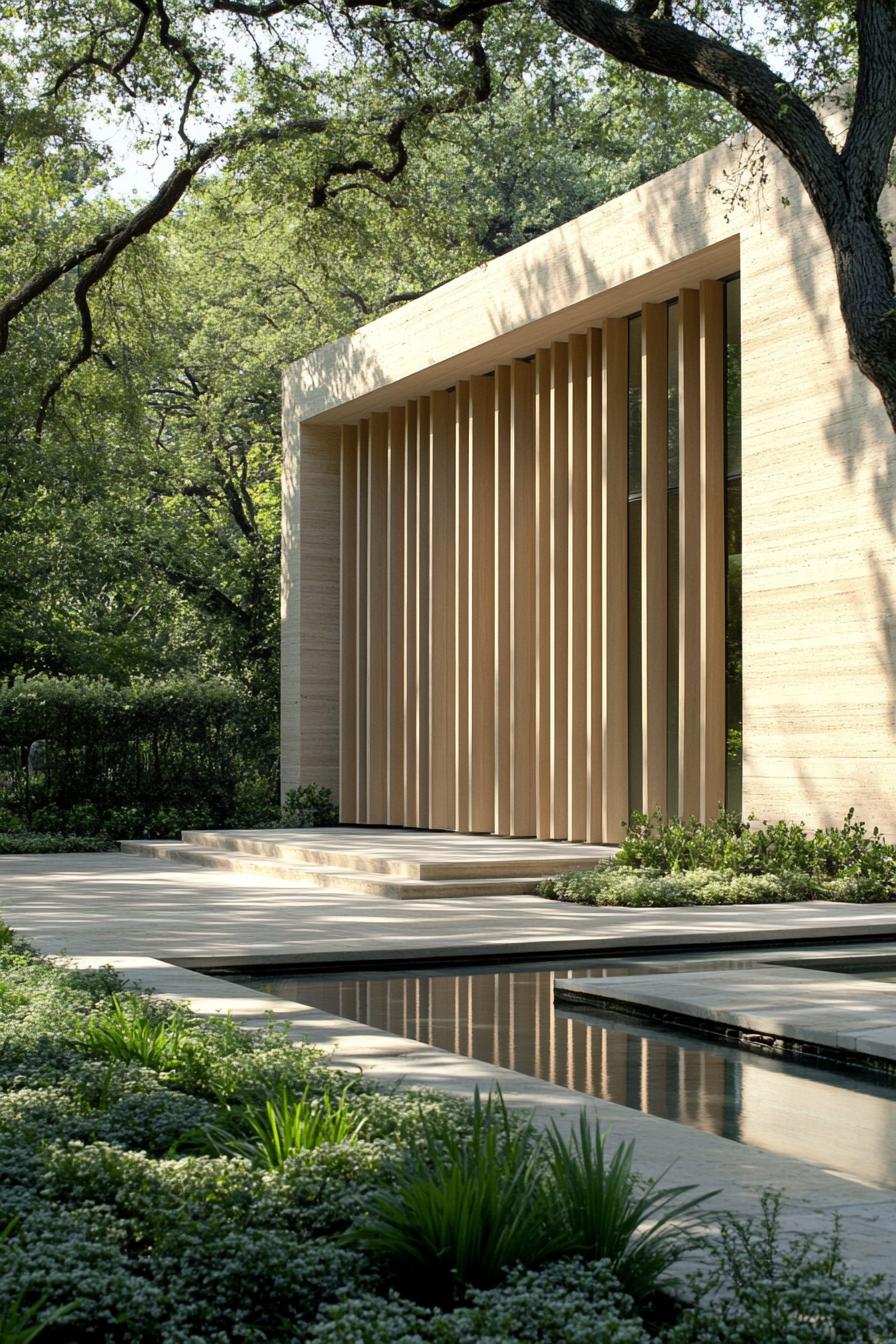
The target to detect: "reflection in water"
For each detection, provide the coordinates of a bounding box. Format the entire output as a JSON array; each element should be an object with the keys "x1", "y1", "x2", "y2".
[{"x1": 242, "y1": 959, "x2": 896, "y2": 1191}]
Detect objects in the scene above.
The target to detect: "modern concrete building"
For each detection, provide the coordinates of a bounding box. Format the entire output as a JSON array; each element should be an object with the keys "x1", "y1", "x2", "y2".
[{"x1": 281, "y1": 124, "x2": 896, "y2": 844}]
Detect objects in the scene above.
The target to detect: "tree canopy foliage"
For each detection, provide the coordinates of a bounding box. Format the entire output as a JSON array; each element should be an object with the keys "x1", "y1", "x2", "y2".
[
  {"x1": 0, "y1": 8, "x2": 736, "y2": 694},
  {"x1": 1, "y1": 0, "x2": 890, "y2": 704}
]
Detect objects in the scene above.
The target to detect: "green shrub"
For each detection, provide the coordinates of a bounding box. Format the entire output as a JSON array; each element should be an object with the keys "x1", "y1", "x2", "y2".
[
  {"x1": 665, "y1": 1192, "x2": 896, "y2": 1343},
  {"x1": 347, "y1": 1090, "x2": 709, "y2": 1309},
  {"x1": 0, "y1": 673, "x2": 278, "y2": 836},
  {"x1": 281, "y1": 784, "x2": 338, "y2": 828},
  {"x1": 347, "y1": 1088, "x2": 549, "y2": 1305},
  {"x1": 615, "y1": 808, "x2": 896, "y2": 893},
  {"x1": 311, "y1": 1260, "x2": 652, "y2": 1342},
  {"x1": 538, "y1": 867, "x2": 817, "y2": 907},
  {"x1": 0, "y1": 832, "x2": 117, "y2": 854}
]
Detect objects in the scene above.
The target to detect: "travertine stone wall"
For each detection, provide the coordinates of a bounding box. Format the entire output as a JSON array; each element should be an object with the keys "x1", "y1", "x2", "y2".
[{"x1": 740, "y1": 159, "x2": 896, "y2": 829}]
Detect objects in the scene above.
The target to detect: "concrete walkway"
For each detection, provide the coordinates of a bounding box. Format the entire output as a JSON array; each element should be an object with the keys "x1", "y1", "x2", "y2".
[
  {"x1": 5, "y1": 850, "x2": 896, "y2": 1281},
  {"x1": 6, "y1": 850, "x2": 896, "y2": 969}
]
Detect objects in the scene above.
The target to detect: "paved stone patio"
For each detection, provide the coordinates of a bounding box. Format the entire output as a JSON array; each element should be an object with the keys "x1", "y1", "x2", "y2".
[
  {"x1": 5, "y1": 850, "x2": 896, "y2": 1281},
  {"x1": 7, "y1": 850, "x2": 896, "y2": 969}
]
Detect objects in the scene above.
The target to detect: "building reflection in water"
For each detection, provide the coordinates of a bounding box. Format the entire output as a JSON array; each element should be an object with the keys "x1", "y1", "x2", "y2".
[{"x1": 248, "y1": 963, "x2": 896, "y2": 1190}]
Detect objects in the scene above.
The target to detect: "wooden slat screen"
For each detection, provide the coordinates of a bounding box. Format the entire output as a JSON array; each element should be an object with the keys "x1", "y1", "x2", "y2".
[{"x1": 338, "y1": 302, "x2": 724, "y2": 839}]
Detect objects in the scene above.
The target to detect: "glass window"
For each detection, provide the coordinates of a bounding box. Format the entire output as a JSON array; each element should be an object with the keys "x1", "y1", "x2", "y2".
[{"x1": 724, "y1": 277, "x2": 742, "y2": 815}]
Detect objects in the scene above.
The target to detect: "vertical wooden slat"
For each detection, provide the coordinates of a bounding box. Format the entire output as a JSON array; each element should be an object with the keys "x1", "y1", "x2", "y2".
[
  {"x1": 510, "y1": 360, "x2": 536, "y2": 836},
  {"x1": 494, "y1": 366, "x2": 513, "y2": 835},
  {"x1": 386, "y1": 406, "x2": 406, "y2": 824},
  {"x1": 367, "y1": 412, "x2": 389, "y2": 822},
  {"x1": 416, "y1": 398, "x2": 431, "y2": 827},
  {"x1": 356, "y1": 421, "x2": 369, "y2": 821},
  {"x1": 700, "y1": 279, "x2": 727, "y2": 820},
  {"x1": 678, "y1": 288, "x2": 701, "y2": 820},
  {"x1": 429, "y1": 388, "x2": 456, "y2": 830},
  {"x1": 586, "y1": 329, "x2": 603, "y2": 842},
  {"x1": 403, "y1": 403, "x2": 419, "y2": 827},
  {"x1": 549, "y1": 342, "x2": 569, "y2": 838},
  {"x1": 567, "y1": 334, "x2": 588, "y2": 840},
  {"x1": 469, "y1": 374, "x2": 496, "y2": 832},
  {"x1": 339, "y1": 425, "x2": 359, "y2": 822},
  {"x1": 534, "y1": 349, "x2": 552, "y2": 838},
  {"x1": 455, "y1": 383, "x2": 472, "y2": 832},
  {"x1": 602, "y1": 319, "x2": 629, "y2": 842},
  {"x1": 641, "y1": 303, "x2": 668, "y2": 815}
]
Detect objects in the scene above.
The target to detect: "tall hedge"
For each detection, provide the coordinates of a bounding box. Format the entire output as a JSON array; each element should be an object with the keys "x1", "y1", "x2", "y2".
[{"x1": 0, "y1": 675, "x2": 278, "y2": 835}]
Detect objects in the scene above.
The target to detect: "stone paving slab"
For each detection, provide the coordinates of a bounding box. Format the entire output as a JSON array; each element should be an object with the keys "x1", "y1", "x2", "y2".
[
  {"x1": 5, "y1": 852, "x2": 896, "y2": 969},
  {"x1": 557, "y1": 966, "x2": 896, "y2": 1063}
]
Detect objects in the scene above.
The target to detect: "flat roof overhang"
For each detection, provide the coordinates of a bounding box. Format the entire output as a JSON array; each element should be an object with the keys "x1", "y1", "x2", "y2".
[{"x1": 284, "y1": 137, "x2": 743, "y2": 427}]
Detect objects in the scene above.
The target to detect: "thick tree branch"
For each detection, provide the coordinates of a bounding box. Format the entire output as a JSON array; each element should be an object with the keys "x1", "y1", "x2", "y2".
[
  {"x1": 844, "y1": 0, "x2": 896, "y2": 202},
  {"x1": 209, "y1": 0, "x2": 508, "y2": 31},
  {"x1": 19, "y1": 117, "x2": 327, "y2": 432},
  {"x1": 539, "y1": 0, "x2": 847, "y2": 222}
]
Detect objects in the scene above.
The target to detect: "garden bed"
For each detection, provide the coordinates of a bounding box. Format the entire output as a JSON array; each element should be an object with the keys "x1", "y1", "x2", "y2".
[
  {"x1": 1, "y1": 928, "x2": 893, "y2": 1342},
  {"x1": 538, "y1": 810, "x2": 896, "y2": 907}
]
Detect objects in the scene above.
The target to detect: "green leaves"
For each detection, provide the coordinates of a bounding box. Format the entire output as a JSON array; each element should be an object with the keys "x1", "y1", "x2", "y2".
[
  {"x1": 545, "y1": 1113, "x2": 713, "y2": 1303},
  {"x1": 347, "y1": 1088, "x2": 711, "y2": 1309},
  {"x1": 78, "y1": 994, "x2": 189, "y2": 1073},
  {"x1": 204, "y1": 1083, "x2": 367, "y2": 1169}
]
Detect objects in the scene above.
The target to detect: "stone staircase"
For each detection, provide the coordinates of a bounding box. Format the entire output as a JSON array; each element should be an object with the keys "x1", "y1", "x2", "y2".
[{"x1": 120, "y1": 827, "x2": 615, "y2": 901}]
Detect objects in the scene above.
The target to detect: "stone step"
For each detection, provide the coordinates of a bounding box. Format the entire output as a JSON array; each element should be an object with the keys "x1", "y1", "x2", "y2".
[
  {"x1": 179, "y1": 827, "x2": 614, "y2": 881},
  {"x1": 119, "y1": 840, "x2": 547, "y2": 900}
]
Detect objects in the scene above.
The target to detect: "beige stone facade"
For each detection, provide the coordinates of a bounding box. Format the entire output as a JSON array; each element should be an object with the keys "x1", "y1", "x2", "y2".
[{"x1": 282, "y1": 128, "x2": 896, "y2": 840}]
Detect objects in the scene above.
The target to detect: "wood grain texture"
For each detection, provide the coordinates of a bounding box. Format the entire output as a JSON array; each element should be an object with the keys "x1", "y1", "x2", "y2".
[
  {"x1": 366, "y1": 412, "x2": 389, "y2": 821},
  {"x1": 428, "y1": 389, "x2": 457, "y2": 830},
  {"x1": 567, "y1": 333, "x2": 589, "y2": 840},
  {"x1": 586, "y1": 328, "x2": 603, "y2": 842},
  {"x1": 641, "y1": 303, "x2": 668, "y2": 816},
  {"x1": 339, "y1": 425, "x2": 359, "y2": 821},
  {"x1": 494, "y1": 365, "x2": 513, "y2": 835},
  {"x1": 534, "y1": 349, "x2": 553, "y2": 839},
  {"x1": 286, "y1": 112, "x2": 896, "y2": 840},
  {"x1": 386, "y1": 406, "x2": 406, "y2": 824},
  {"x1": 469, "y1": 375, "x2": 496, "y2": 833},
  {"x1": 699, "y1": 280, "x2": 726, "y2": 820},
  {"x1": 678, "y1": 288, "x2": 701, "y2": 821},
  {"x1": 455, "y1": 382, "x2": 472, "y2": 832},
  {"x1": 280, "y1": 421, "x2": 341, "y2": 800},
  {"x1": 549, "y1": 343, "x2": 570, "y2": 838},
  {"x1": 416, "y1": 399, "x2": 431, "y2": 827},
  {"x1": 602, "y1": 318, "x2": 629, "y2": 842},
  {"x1": 510, "y1": 360, "x2": 537, "y2": 836},
  {"x1": 403, "y1": 403, "x2": 419, "y2": 827},
  {"x1": 356, "y1": 422, "x2": 369, "y2": 819}
]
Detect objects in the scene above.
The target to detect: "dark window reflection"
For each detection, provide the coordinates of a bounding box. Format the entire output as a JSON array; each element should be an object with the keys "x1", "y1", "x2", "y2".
[{"x1": 724, "y1": 277, "x2": 742, "y2": 814}]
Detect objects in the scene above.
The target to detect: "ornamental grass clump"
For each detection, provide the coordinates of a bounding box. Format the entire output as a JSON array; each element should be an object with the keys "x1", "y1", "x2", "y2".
[
  {"x1": 79, "y1": 993, "x2": 188, "y2": 1072},
  {"x1": 205, "y1": 1083, "x2": 366, "y2": 1169},
  {"x1": 346, "y1": 1088, "x2": 550, "y2": 1304},
  {"x1": 347, "y1": 1089, "x2": 710, "y2": 1310},
  {"x1": 545, "y1": 1113, "x2": 712, "y2": 1303}
]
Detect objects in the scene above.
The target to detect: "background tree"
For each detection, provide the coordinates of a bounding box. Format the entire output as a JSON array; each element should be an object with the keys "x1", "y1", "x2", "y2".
[
  {"x1": 536, "y1": 0, "x2": 896, "y2": 428},
  {"x1": 0, "y1": 40, "x2": 733, "y2": 694}
]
